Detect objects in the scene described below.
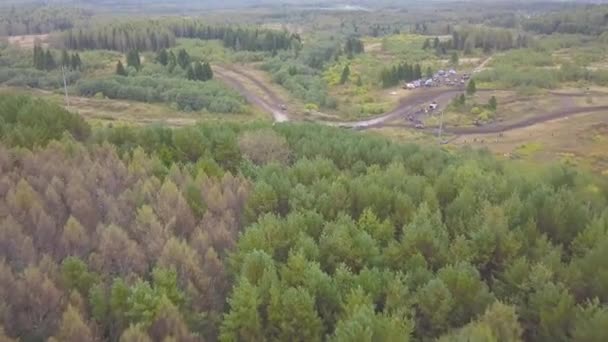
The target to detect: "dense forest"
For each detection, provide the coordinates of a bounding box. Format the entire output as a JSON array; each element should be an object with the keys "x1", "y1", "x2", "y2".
[
  {"x1": 1, "y1": 94, "x2": 608, "y2": 341},
  {"x1": 0, "y1": 6, "x2": 90, "y2": 36},
  {"x1": 59, "y1": 19, "x2": 298, "y2": 53},
  {"x1": 522, "y1": 5, "x2": 608, "y2": 35},
  {"x1": 59, "y1": 21, "x2": 176, "y2": 52},
  {"x1": 76, "y1": 77, "x2": 245, "y2": 113},
  {"x1": 424, "y1": 27, "x2": 531, "y2": 55}
]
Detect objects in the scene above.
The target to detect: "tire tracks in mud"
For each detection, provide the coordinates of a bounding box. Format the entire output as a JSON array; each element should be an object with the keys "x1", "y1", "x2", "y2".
[{"x1": 214, "y1": 66, "x2": 289, "y2": 122}]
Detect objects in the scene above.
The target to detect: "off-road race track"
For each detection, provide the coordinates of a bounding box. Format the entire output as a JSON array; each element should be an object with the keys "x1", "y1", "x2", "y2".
[
  {"x1": 216, "y1": 64, "x2": 608, "y2": 138},
  {"x1": 214, "y1": 66, "x2": 289, "y2": 122}
]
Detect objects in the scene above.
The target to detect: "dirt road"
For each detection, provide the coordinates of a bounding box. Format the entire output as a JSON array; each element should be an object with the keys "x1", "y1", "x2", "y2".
[
  {"x1": 213, "y1": 63, "x2": 607, "y2": 136},
  {"x1": 216, "y1": 64, "x2": 465, "y2": 127},
  {"x1": 330, "y1": 88, "x2": 464, "y2": 129},
  {"x1": 214, "y1": 66, "x2": 289, "y2": 122},
  {"x1": 473, "y1": 56, "x2": 493, "y2": 74},
  {"x1": 445, "y1": 105, "x2": 608, "y2": 134}
]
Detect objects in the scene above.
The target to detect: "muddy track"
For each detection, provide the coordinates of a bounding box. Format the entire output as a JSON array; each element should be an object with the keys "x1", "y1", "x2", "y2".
[
  {"x1": 214, "y1": 67, "x2": 288, "y2": 122},
  {"x1": 446, "y1": 105, "x2": 608, "y2": 134},
  {"x1": 216, "y1": 64, "x2": 468, "y2": 127},
  {"x1": 548, "y1": 90, "x2": 608, "y2": 97},
  {"x1": 381, "y1": 105, "x2": 608, "y2": 135},
  {"x1": 333, "y1": 88, "x2": 465, "y2": 128},
  {"x1": 219, "y1": 65, "x2": 285, "y2": 106},
  {"x1": 213, "y1": 63, "x2": 608, "y2": 134}
]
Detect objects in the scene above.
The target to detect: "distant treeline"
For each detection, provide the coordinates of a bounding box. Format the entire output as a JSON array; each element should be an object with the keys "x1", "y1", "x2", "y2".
[
  {"x1": 60, "y1": 22, "x2": 176, "y2": 52},
  {"x1": 424, "y1": 27, "x2": 530, "y2": 54},
  {"x1": 0, "y1": 6, "x2": 90, "y2": 36},
  {"x1": 165, "y1": 20, "x2": 299, "y2": 52},
  {"x1": 522, "y1": 5, "x2": 608, "y2": 35},
  {"x1": 59, "y1": 19, "x2": 299, "y2": 53},
  {"x1": 33, "y1": 45, "x2": 82, "y2": 72}
]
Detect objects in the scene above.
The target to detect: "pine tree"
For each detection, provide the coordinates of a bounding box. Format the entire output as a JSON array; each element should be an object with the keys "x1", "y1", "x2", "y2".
[
  {"x1": 467, "y1": 79, "x2": 477, "y2": 95},
  {"x1": 127, "y1": 50, "x2": 141, "y2": 71},
  {"x1": 61, "y1": 50, "x2": 70, "y2": 68},
  {"x1": 340, "y1": 64, "x2": 350, "y2": 84},
  {"x1": 156, "y1": 49, "x2": 169, "y2": 66},
  {"x1": 488, "y1": 96, "x2": 497, "y2": 110},
  {"x1": 71, "y1": 53, "x2": 82, "y2": 71},
  {"x1": 451, "y1": 52, "x2": 459, "y2": 65},
  {"x1": 202, "y1": 62, "x2": 213, "y2": 80},
  {"x1": 33, "y1": 45, "x2": 45, "y2": 70},
  {"x1": 70, "y1": 53, "x2": 78, "y2": 70},
  {"x1": 356, "y1": 75, "x2": 363, "y2": 87},
  {"x1": 44, "y1": 50, "x2": 56, "y2": 71},
  {"x1": 193, "y1": 61, "x2": 204, "y2": 81},
  {"x1": 177, "y1": 49, "x2": 190, "y2": 70},
  {"x1": 116, "y1": 60, "x2": 127, "y2": 76},
  {"x1": 167, "y1": 51, "x2": 177, "y2": 72},
  {"x1": 186, "y1": 64, "x2": 195, "y2": 80},
  {"x1": 414, "y1": 64, "x2": 422, "y2": 80},
  {"x1": 219, "y1": 279, "x2": 263, "y2": 341}
]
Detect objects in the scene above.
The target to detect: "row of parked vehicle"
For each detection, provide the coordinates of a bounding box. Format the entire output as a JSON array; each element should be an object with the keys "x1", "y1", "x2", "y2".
[{"x1": 403, "y1": 69, "x2": 470, "y2": 90}]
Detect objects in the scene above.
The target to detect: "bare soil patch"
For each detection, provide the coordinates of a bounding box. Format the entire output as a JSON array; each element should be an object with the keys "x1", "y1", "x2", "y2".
[{"x1": 8, "y1": 34, "x2": 49, "y2": 48}]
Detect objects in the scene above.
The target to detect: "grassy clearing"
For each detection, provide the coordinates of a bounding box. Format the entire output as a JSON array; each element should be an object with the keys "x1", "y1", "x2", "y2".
[
  {"x1": 79, "y1": 50, "x2": 124, "y2": 77},
  {"x1": 0, "y1": 86, "x2": 265, "y2": 127},
  {"x1": 367, "y1": 126, "x2": 436, "y2": 145},
  {"x1": 366, "y1": 34, "x2": 438, "y2": 63},
  {"x1": 174, "y1": 38, "x2": 270, "y2": 64},
  {"x1": 447, "y1": 109, "x2": 608, "y2": 173},
  {"x1": 514, "y1": 142, "x2": 544, "y2": 157},
  {"x1": 322, "y1": 55, "x2": 408, "y2": 119},
  {"x1": 319, "y1": 34, "x2": 445, "y2": 119}
]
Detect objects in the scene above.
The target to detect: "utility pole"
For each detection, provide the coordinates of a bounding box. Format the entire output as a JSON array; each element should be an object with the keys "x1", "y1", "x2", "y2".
[{"x1": 62, "y1": 65, "x2": 70, "y2": 110}]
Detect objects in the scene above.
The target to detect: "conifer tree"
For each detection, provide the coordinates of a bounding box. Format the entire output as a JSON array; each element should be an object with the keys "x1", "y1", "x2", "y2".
[
  {"x1": 177, "y1": 49, "x2": 190, "y2": 70},
  {"x1": 61, "y1": 50, "x2": 70, "y2": 68},
  {"x1": 186, "y1": 64, "x2": 195, "y2": 80},
  {"x1": 156, "y1": 49, "x2": 169, "y2": 66},
  {"x1": 127, "y1": 50, "x2": 141, "y2": 71},
  {"x1": 44, "y1": 50, "x2": 56, "y2": 71},
  {"x1": 193, "y1": 62, "x2": 204, "y2": 81},
  {"x1": 202, "y1": 62, "x2": 213, "y2": 80},
  {"x1": 488, "y1": 96, "x2": 497, "y2": 110},
  {"x1": 467, "y1": 79, "x2": 477, "y2": 95},
  {"x1": 71, "y1": 53, "x2": 82, "y2": 71},
  {"x1": 340, "y1": 64, "x2": 350, "y2": 84},
  {"x1": 33, "y1": 45, "x2": 45, "y2": 70}
]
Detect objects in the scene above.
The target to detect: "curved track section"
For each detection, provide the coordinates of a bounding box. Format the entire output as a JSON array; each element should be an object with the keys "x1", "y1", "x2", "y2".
[{"x1": 214, "y1": 64, "x2": 608, "y2": 135}]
